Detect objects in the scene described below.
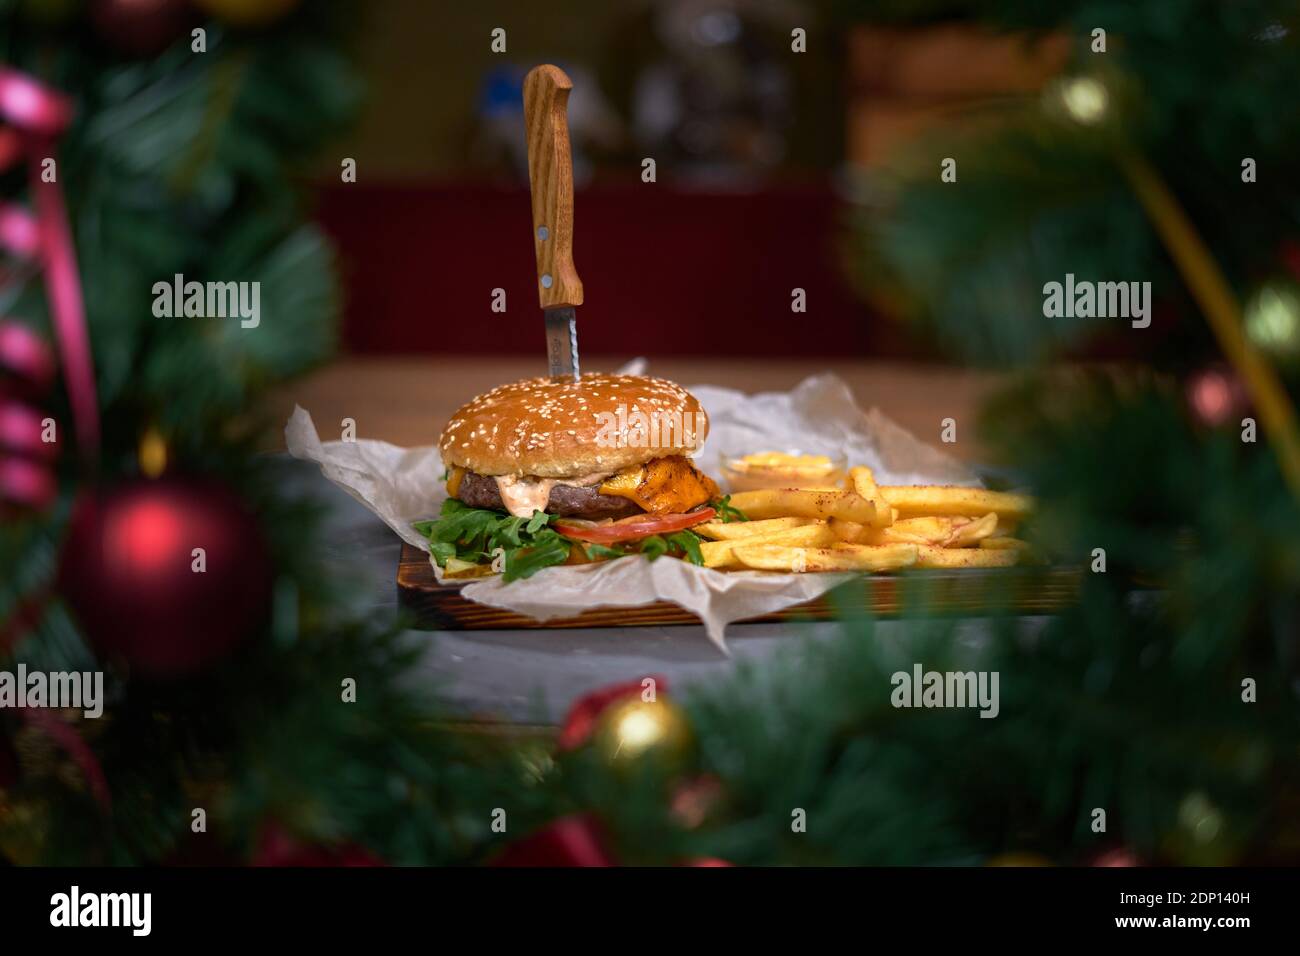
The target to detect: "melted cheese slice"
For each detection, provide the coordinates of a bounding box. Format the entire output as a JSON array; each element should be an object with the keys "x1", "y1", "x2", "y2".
[
  {"x1": 483, "y1": 459, "x2": 716, "y2": 518},
  {"x1": 445, "y1": 465, "x2": 465, "y2": 498},
  {"x1": 598, "y1": 456, "x2": 719, "y2": 514}
]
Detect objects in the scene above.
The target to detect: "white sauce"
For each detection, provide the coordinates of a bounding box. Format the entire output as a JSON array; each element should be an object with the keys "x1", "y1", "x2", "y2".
[
  {"x1": 494, "y1": 475, "x2": 557, "y2": 518},
  {"x1": 494, "y1": 471, "x2": 611, "y2": 518}
]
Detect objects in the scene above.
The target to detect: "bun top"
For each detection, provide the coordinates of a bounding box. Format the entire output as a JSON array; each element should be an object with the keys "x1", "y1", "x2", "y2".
[{"x1": 439, "y1": 373, "x2": 709, "y2": 478}]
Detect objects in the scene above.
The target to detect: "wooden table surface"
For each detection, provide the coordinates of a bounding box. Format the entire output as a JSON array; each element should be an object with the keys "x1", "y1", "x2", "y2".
[{"x1": 268, "y1": 356, "x2": 1003, "y2": 461}]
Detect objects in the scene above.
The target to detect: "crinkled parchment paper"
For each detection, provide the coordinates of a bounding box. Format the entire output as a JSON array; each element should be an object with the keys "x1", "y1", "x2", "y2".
[{"x1": 285, "y1": 366, "x2": 977, "y2": 652}]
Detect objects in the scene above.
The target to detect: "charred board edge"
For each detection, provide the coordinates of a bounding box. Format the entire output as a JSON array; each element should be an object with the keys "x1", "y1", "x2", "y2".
[{"x1": 396, "y1": 541, "x2": 1083, "y2": 631}]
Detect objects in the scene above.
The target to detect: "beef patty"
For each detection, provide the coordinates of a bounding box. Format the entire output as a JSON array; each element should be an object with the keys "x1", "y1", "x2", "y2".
[{"x1": 455, "y1": 471, "x2": 643, "y2": 520}]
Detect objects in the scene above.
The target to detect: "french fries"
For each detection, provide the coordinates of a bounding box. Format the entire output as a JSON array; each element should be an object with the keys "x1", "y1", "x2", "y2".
[
  {"x1": 946, "y1": 512, "x2": 999, "y2": 548},
  {"x1": 866, "y1": 515, "x2": 963, "y2": 546},
  {"x1": 700, "y1": 522, "x2": 835, "y2": 569},
  {"x1": 723, "y1": 451, "x2": 843, "y2": 491},
  {"x1": 910, "y1": 545, "x2": 1020, "y2": 569},
  {"x1": 732, "y1": 542, "x2": 918, "y2": 573},
  {"x1": 828, "y1": 517, "x2": 871, "y2": 544},
  {"x1": 693, "y1": 517, "x2": 813, "y2": 540},
  {"x1": 847, "y1": 466, "x2": 892, "y2": 527},
  {"x1": 712, "y1": 464, "x2": 1036, "y2": 574},
  {"x1": 727, "y1": 487, "x2": 886, "y2": 527},
  {"x1": 879, "y1": 486, "x2": 1033, "y2": 521}
]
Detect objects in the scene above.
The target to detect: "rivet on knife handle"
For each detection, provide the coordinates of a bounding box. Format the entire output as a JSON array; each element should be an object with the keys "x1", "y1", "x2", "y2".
[{"x1": 524, "y1": 65, "x2": 584, "y2": 312}]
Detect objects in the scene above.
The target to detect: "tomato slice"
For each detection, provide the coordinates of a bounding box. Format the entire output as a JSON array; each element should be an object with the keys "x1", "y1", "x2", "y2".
[{"x1": 556, "y1": 507, "x2": 715, "y2": 544}]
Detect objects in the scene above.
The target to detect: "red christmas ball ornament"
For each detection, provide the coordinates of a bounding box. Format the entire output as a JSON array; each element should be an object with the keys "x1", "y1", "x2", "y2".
[
  {"x1": 1091, "y1": 846, "x2": 1141, "y2": 867},
  {"x1": 1186, "y1": 365, "x2": 1249, "y2": 427},
  {"x1": 556, "y1": 675, "x2": 669, "y2": 751},
  {"x1": 253, "y1": 823, "x2": 385, "y2": 867},
  {"x1": 491, "y1": 814, "x2": 615, "y2": 867},
  {"x1": 90, "y1": 0, "x2": 197, "y2": 57},
  {"x1": 58, "y1": 476, "x2": 273, "y2": 678}
]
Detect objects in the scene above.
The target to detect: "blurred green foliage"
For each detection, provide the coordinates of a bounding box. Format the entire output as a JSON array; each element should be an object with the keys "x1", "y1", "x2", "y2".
[
  {"x1": 3, "y1": 0, "x2": 1298, "y2": 867},
  {"x1": 844, "y1": 0, "x2": 1300, "y2": 366}
]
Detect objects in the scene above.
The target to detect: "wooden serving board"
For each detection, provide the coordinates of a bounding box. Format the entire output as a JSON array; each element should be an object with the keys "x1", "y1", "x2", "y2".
[{"x1": 396, "y1": 542, "x2": 1082, "y2": 631}]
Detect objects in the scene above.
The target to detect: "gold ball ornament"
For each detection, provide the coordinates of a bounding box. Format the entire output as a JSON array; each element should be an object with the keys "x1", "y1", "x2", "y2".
[
  {"x1": 1244, "y1": 281, "x2": 1300, "y2": 365},
  {"x1": 1042, "y1": 65, "x2": 1130, "y2": 139},
  {"x1": 1055, "y1": 76, "x2": 1110, "y2": 125},
  {"x1": 138, "y1": 425, "x2": 168, "y2": 478},
  {"x1": 591, "y1": 696, "x2": 693, "y2": 770},
  {"x1": 194, "y1": 0, "x2": 300, "y2": 28}
]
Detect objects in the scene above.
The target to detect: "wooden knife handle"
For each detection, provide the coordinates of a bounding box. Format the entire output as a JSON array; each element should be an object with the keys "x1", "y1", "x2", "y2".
[{"x1": 523, "y1": 64, "x2": 584, "y2": 309}]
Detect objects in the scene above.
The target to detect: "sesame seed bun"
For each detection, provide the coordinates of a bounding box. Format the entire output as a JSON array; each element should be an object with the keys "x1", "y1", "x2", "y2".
[{"x1": 439, "y1": 373, "x2": 709, "y2": 478}]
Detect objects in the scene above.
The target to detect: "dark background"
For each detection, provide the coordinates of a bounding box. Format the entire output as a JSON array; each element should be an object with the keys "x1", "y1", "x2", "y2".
[{"x1": 311, "y1": 0, "x2": 940, "y2": 358}]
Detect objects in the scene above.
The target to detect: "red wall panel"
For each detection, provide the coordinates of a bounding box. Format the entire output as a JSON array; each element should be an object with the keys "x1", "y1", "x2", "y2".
[{"x1": 314, "y1": 182, "x2": 884, "y2": 357}]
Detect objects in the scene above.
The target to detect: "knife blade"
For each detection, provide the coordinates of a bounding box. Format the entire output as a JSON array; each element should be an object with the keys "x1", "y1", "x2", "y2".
[
  {"x1": 524, "y1": 65, "x2": 584, "y2": 382},
  {"x1": 544, "y1": 306, "x2": 580, "y2": 379}
]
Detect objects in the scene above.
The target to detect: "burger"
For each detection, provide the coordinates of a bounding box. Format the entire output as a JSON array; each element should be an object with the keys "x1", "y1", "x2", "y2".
[
  {"x1": 421, "y1": 373, "x2": 728, "y2": 580},
  {"x1": 440, "y1": 373, "x2": 718, "y2": 520}
]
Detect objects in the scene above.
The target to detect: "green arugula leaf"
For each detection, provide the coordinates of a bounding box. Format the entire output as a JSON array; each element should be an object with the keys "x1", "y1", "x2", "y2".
[
  {"x1": 415, "y1": 500, "x2": 572, "y2": 582},
  {"x1": 637, "y1": 535, "x2": 669, "y2": 561},
  {"x1": 666, "y1": 530, "x2": 705, "y2": 566},
  {"x1": 428, "y1": 499, "x2": 497, "y2": 553},
  {"x1": 504, "y1": 530, "x2": 572, "y2": 582},
  {"x1": 711, "y1": 495, "x2": 748, "y2": 523},
  {"x1": 413, "y1": 501, "x2": 713, "y2": 580},
  {"x1": 428, "y1": 540, "x2": 457, "y2": 567},
  {"x1": 496, "y1": 516, "x2": 526, "y2": 548}
]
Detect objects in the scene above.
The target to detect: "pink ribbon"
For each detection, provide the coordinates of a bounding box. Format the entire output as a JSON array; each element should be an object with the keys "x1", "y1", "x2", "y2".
[
  {"x1": 0, "y1": 68, "x2": 73, "y2": 136},
  {"x1": 0, "y1": 319, "x2": 54, "y2": 387},
  {"x1": 0, "y1": 70, "x2": 110, "y2": 817},
  {"x1": 0, "y1": 202, "x2": 39, "y2": 258},
  {"x1": 0, "y1": 456, "x2": 55, "y2": 509},
  {"x1": 0, "y1": 400, "x2": 55, "y2": 458},
  {"x1": 0, "y1": 321, "x2": 57, "y2": 508},
  {"x1": 0, "y1": 67, "x2": 97, "y2": 458}
]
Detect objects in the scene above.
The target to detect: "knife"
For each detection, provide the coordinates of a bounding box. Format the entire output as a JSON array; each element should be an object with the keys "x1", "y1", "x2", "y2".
[{"x1": 523, "y1": 64, "x2": 583, "y2": 381}]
